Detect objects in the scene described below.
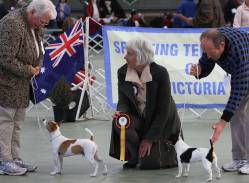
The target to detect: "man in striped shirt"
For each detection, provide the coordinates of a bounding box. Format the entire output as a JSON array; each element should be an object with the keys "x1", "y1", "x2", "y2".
[{"x1": 190, "y1": 27, "x2": 249, "y2": 175}]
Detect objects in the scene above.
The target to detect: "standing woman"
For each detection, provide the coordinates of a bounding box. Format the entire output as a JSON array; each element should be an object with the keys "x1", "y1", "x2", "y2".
[
  {"x1": 109, "y1": 38, "x2": 182, "y2": 169},
  {"x1": 0, "y1": 0, "x2": 57, "y2": 176}
]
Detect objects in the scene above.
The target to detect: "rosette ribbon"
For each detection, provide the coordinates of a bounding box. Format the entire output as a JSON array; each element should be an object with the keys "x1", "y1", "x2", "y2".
[{"x1": 115, "y1": 113, "x2": 131, "y2": 161}]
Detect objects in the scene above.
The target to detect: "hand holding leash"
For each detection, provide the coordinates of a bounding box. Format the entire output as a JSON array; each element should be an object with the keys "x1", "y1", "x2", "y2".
[
  {"x1": 190, "y1": 64, "x2": 201, "y2": 78},
  {"x1": 211, "y1": 119, "x2": 226, "y2": 143},
  {"x1": 30, "y1": 65, "x2": 40, "y2": 76}
]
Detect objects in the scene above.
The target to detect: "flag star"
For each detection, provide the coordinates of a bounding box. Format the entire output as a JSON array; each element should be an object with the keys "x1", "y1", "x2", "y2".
[
  {"x1": 40, "y1": 88, "x2": 47, "y2": 94},
  {"x1": 41, "y1": 67, "x2": 46, "y2": 74}
]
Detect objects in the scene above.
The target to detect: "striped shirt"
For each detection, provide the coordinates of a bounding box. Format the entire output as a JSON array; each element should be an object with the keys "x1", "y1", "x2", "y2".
[{"x1": 199, "y1": 27, "x2": 249, "y2": 122}]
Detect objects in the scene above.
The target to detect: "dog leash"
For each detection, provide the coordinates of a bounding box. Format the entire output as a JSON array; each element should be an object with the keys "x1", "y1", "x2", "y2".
[
  {"x1": 30, "y1": 76, "x2": 48, "y2": 141},
  {"x1": 180, "y1": 63, "x2": 200, "y2": 132}
]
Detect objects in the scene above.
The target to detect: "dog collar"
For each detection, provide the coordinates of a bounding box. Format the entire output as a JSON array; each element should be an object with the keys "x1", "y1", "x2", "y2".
[{"x1": 49, "y1": 134, "x2": 61, "y2": 142}]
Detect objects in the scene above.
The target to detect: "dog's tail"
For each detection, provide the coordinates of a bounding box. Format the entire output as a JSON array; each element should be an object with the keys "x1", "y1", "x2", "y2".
[
  {"x1": 85, "y1": 128, "x2": 94, "y2": 141},
  {"x1": 206, "y1": 139, "x2": 214, "y2": 162}
]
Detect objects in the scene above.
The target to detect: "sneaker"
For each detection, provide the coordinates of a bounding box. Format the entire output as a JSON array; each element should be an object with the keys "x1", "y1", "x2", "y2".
[
  {"x1": 222, "y1": 160, "x2": 247, "y2": 172},
  {"x1": 14, "y1": 159, "x2": 37, "y2": 172},
  {"x1": 0, "y1": 160, "x2": 27, "y2": 176},
  {"x1": 238, "y1": 163, "x2": 249, "y2": 175}
]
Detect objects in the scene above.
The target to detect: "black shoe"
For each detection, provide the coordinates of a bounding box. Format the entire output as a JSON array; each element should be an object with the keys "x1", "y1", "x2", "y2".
[{"x1": 123, "y1": 163, "x2": 137, "y2": 169}]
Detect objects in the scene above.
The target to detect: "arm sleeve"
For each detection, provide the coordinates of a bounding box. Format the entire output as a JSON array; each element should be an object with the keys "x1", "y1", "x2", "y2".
[
  {"x1": 0, "y1": 19, "x2": 31, "y2": 78},
  {"x1": 198, "y1": 53, "x2": 216, "y2": 79},
  {"x1": 65, "y1": 5, "x2": 71, "y2": 17},
  {"x1": 144, "y1": 68, "x2": 172, "y2": 141},
  {"x1": 221, "y1": 72, "x2": 249, "y2": 122}
]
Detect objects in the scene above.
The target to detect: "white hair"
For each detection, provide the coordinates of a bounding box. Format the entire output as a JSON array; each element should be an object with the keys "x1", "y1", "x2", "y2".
[
  {"x1": 126, "y1": 38, "x2": 154, "y2": 65},
  {"x1": 27, "y1": 0, "x2": 57, "y2": 19}
]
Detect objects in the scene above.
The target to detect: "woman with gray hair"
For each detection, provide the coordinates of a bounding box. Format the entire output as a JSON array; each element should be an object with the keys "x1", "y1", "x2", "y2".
[
  {"x1": 109, "y1": 38, "x2": 182, "y2": 169},
  {"x1": 0, "y1": 0, "x2": 56, "y2": 176},
  {"x1": 27, "y1": 0, "x2": 57, "y2": 28}
]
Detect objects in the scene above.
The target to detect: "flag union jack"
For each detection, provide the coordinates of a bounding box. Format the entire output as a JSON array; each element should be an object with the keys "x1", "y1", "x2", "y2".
[
  {"x1": 46, "y1": 20, "x2": 84, "y2": 68},
  {"x1": 30, "y1": 19, "x2": 84, "y2": 104}
]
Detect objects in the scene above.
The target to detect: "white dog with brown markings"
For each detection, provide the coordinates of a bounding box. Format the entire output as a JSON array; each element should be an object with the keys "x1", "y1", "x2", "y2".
[{"x1": 43, "y1": 120, "x2": 108, "y2": 177}]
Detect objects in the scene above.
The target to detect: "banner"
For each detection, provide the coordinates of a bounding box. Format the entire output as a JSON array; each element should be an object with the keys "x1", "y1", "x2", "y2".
[{"x1": 102, "y1": 26, "x2": 231, "y2": 109}]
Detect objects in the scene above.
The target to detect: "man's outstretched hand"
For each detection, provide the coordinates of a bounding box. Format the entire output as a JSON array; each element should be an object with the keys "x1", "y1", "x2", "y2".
[{"x1": 211, "y1": 119, "x2": 226, "y2": 143}]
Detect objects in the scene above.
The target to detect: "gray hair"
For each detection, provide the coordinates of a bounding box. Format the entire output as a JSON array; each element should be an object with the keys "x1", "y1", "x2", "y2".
[
  {"x1": 27, "y1": 0, "x2": 57, "y2": 19},
  {"x1": 200, "y1": 28, "x2": 225, "y2": 48},
  {"x1": 126, "y1": 38, "x2": 154, "y2": 65}
]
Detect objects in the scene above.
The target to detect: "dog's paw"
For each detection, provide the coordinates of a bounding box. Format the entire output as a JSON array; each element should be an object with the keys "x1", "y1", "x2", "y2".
[
  {"x1": 175, "y1": 174, "x2": 181, "y2": 178},
  {"x1": 183, "y1": 173, "x2": 189, "y2": 177},
  {"x1": 50, "y1": 171, "x2": 61, "y2": 176},
  {"x1": 216, "y1": 175, "x2": 221, "y2": 179},
  {"x1": 90, "y1": 173, "x2": 97, "y2": 177},
  {"x1": 102, "y1": 171, "x2": 108, "y2": 176},
  {"x1": 206, "y1": 178, "x2": 212, "y2": 182}
]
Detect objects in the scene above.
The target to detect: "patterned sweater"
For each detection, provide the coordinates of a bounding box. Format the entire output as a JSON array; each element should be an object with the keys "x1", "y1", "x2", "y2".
[
  {"x1": 0, "y1": 8, "x2": 43, "y2": 108},
  {"x1": 199, "y1": 27, "x2": 249, "y2": 122}
]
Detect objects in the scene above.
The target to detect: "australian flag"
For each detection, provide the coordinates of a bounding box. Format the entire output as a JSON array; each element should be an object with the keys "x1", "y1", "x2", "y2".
[{"x1": 31, "y1": 19, "x2": 84, "y2": 104}]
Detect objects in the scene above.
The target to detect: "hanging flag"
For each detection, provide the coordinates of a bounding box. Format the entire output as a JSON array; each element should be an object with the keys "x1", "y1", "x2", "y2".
[
  {"x1": 31, "y1": 19, "x2": 84, "y2": 104},
  {"x1": 89, "y1": 17, "x2": 102, "y2": 36}
]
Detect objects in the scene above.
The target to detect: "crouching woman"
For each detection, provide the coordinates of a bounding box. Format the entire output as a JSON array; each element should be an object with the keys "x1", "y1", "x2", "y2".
[{"x1": 109, "y1": 38, "x2": 182, "y2": 169}]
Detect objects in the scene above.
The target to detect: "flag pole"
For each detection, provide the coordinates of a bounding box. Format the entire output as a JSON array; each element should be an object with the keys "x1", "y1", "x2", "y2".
[
  {"x1": 84, "y1": 17, "x2": 95, "y2": 119},
  {"x1": 75, "y1": 17, "x2": 92, "y2": 120}
]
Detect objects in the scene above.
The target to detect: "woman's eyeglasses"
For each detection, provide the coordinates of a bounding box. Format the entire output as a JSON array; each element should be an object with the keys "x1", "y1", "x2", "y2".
[{"x1": 39, "y1": 17, "x2": 49, "y2": 26}]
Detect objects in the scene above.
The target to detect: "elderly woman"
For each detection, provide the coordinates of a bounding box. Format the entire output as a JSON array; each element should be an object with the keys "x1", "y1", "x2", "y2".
[
  {"x1": 0, "y1": 0, "x2": 56, "y2": 176},
  {"x1": 109, "y1": 38, "x2": 182, "y2": 169}
]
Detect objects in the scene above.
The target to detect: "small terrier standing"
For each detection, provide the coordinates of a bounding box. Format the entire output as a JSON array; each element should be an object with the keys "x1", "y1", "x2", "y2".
[
  {"x1": 169, "y1": 136, "x2": 221, "y2": 182},
  {"x1": 43, "y1": 120, "x2": 108, "y2": 177}
]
